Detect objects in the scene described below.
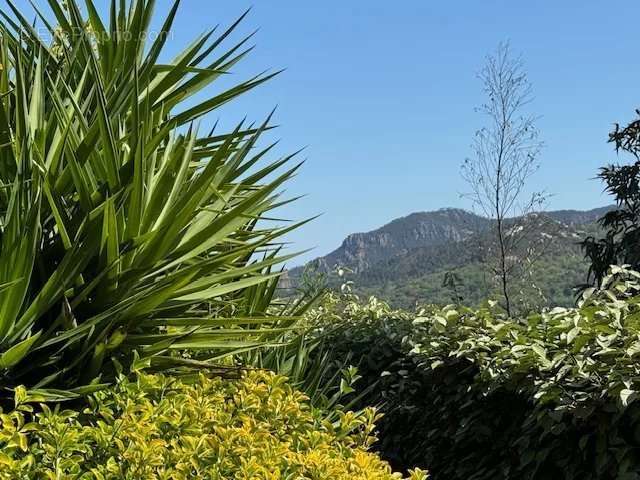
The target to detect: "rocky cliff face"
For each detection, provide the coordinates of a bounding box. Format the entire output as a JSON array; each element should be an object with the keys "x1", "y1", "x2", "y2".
[
  {"x1": 316, "y1": 208, "x2": 489, "y2": 273},
  {"x1": 284, "y1": 205, "x2": 615, "y2": 309},
  {"x1": 287, "y1": 206, "x2": 613, "y2": 287}
]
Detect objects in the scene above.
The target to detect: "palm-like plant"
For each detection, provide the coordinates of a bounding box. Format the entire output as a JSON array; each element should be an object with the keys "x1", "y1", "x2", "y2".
[{"x1": 0, "y1": 0, "x2": 306, "y2": 395}]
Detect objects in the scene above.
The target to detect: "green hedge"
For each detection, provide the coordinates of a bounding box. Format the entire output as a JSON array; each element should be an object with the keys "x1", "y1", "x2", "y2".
[
  {"x1": 0, "y1": 370, "x2": 427, "y2": 480},
  {"x1": 305, "y1": 295, "x2": 425, "y2": 470},
  {"x1": 314, "y1": 268, "x2": 640, "y2": 479}
]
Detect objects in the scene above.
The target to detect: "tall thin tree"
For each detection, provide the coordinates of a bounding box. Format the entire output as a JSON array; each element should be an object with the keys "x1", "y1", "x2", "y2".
[{"x1": 462, "y1": 42, "x2": 545, "y2": 315}]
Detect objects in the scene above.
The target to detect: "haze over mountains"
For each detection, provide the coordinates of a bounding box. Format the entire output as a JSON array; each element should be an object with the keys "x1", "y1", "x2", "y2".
[{"x1": 286, "y1": 206, "x2": 612, "y2": 308}]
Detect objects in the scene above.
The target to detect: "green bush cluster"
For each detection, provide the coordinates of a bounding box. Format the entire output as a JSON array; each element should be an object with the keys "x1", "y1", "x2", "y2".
[
  {"x1": 0, "y1": 2, "x2": 430, "y2": 478},
  {"x1": 0, "y1": 370, "x2": 427, "y2": 480},
  {"x1": 314, "y1": 268, "x2": 640, "y2": 479},
  {"x1": 304, "y1": 295, "x2": 423, "y2": 470}
]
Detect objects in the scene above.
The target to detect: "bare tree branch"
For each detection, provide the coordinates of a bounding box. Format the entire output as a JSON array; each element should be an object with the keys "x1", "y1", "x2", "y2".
[{"x1": 461, "y1": 42, "x2": 545, "y2": 316}]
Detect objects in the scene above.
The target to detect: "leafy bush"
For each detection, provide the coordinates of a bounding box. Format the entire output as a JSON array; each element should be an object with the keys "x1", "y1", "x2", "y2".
[
  {"x1": 314, "y1": 269, "x2": 640, "y2": 479},
  {"x1": 0, "y1": 370, "x2": 427, "y2": 479},
  {"x1": 0, "y1": 0, "x2": 305, "y2": 394},
  {"x1": 244, "y1": 330, "x2": 366, "y2": 420},
  {"x1": 304, "y1": 294, "x2": 422, "y2": 470},
  {"x1": 582, "y1": 109, "x2": 640, "y2": 285}
]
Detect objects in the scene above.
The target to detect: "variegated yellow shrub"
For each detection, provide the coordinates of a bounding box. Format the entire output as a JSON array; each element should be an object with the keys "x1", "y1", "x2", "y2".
[{"x1": 0, "y1": 371, "x2": 426, "y2": 479}]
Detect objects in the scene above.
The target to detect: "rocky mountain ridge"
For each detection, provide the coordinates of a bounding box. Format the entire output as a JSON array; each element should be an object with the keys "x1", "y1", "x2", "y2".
[
  {"x1": 299, "y1": 206, "x2": 610, "y2": 274},
  {"x1": 285, "y1": 205, "x2": 613, "y2": 308}
]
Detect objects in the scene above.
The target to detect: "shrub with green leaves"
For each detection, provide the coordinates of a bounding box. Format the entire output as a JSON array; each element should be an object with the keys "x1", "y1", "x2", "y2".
[
  {"x1": 303, "y1": 294, "x2": 428, "y2": 471},
  {"x1": 313, "y1": 268, "x2": 640, "y2": 479},
  {"x1": 400, "y1": 267, "x2": 640, "y2": 479},
  {"x1": 0, "y1": 370, "x2": 427, "y2": 479},
  {"x1": 0, "y1": 0, "x2": 307, "y2": 395}
]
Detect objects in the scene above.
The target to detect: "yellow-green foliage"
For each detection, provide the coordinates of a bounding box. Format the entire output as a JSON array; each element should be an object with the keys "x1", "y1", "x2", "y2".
[{"x1": 0, "y1": 371, "x2": 426, "y2": 479}]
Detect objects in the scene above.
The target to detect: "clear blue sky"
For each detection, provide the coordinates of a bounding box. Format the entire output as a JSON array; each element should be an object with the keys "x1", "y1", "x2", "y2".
[{"x1": 13, "y1": 1, "x2": 640, "y2": 264}]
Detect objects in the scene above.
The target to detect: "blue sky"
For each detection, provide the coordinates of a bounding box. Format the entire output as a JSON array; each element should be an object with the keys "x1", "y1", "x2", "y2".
[{"x1": 13, "y1": 1, "x2": 640, "y2": 264}]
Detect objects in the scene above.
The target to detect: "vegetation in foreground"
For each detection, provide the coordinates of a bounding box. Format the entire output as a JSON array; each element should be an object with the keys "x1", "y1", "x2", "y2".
[
  {"x1": 1, "y1": 0, "x2": 640, "y2": 478},
  {"x1": 0, "y1": 370, "x2": 426, "y2": 479},
  {"x1": 582, "y1": 110, "x2": 640, "y2": 286},
  {"x1": 0, "y1": 1, "x2": 421, "y2": 478},
  {"x1": 0, "y1": 0, "x2": 310, "y2": 395},
  {"x1": 309, "y1": 267, "x2": 640, "y2": 479}
]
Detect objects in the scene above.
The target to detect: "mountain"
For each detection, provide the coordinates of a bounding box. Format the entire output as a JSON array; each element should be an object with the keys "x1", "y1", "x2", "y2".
[
  {"x1": 286, "y1": 206, "x2": 612, "y2": 309},
  {"x1": 545, "y1": 206, "x2": 612, "y2": 226},
  {"x1": 311, "y1": 208, "x2": 489, "y2": 273}
]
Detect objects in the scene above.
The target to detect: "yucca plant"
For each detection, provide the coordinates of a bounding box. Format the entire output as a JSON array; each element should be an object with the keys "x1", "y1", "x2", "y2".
[{"x1": 0, "y1": 0, "x2": 308, "y2": 396}]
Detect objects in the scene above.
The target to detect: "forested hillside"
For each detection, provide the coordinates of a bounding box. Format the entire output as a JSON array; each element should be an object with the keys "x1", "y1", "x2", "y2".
[{"x1": 286, "y1": 206, "x2": 611, "y2": 308}]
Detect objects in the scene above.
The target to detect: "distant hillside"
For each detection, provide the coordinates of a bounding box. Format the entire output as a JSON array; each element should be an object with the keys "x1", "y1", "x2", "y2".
[
  {"x1": 310, "y1": 208, "x2": 489, "y2": 273},
  {"x1": 545, "y1": 207, "x2": 612, "y2": 226},
  {"x1": 285, "y1": 206, "x2": 612, "y2": 309}
]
